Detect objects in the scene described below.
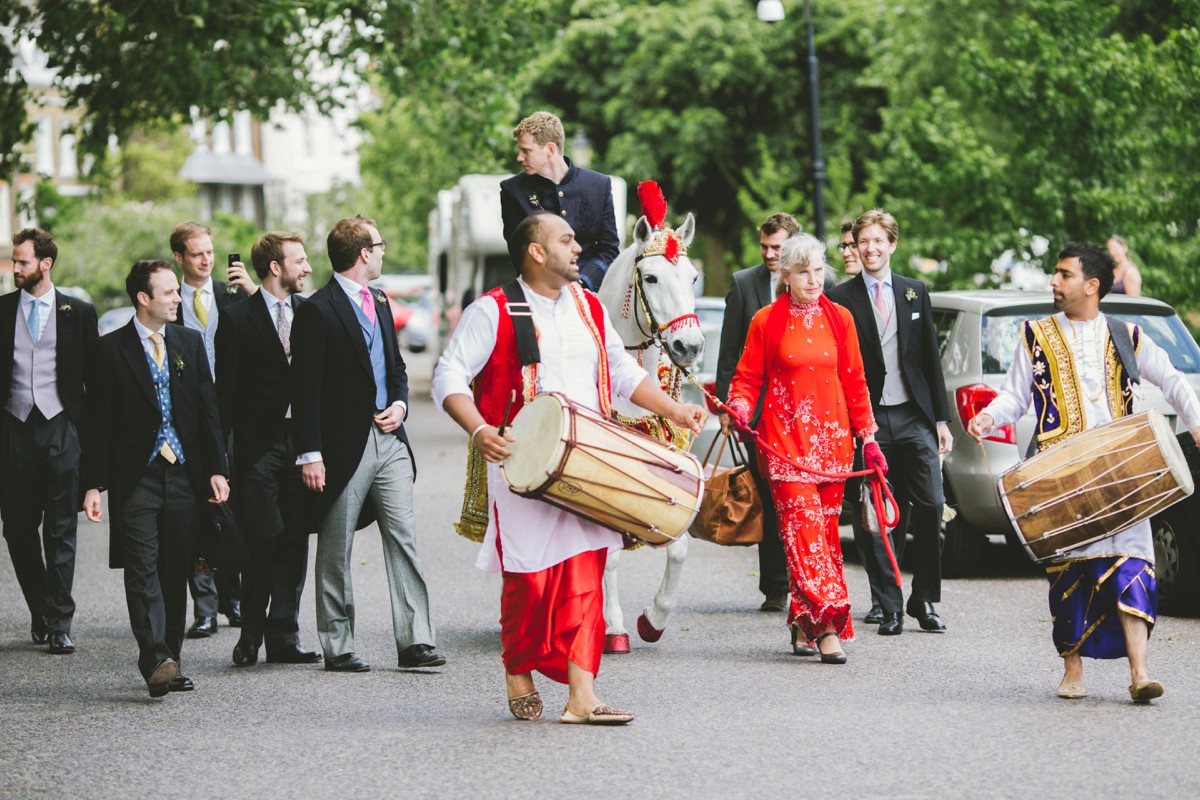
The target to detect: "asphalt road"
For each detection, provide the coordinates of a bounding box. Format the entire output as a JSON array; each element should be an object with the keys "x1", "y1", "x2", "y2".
[{"x1": 3, "y1": 353, "x2": 1200, "y2": 799}]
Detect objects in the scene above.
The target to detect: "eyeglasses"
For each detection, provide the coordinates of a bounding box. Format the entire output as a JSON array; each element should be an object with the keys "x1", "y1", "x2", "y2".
[
  {"x1": 367, "y1": 241, "x2": 387, "y2": 252},
  {"x1": 836, "y1": 242, "x2": 857, "y2": 253}
]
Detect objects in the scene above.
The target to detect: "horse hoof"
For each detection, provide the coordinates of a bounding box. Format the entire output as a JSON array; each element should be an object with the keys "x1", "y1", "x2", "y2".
[
  {"x1": 636, "y1": 614, "x2": 664, "y2": 643},
  {"x1": 604, "y1": 634, "x2": 631, "y2": 654}
]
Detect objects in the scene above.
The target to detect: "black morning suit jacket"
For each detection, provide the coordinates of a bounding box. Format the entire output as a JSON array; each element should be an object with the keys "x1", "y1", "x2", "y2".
[
  {"x1": 290, "y1": 277, "x2": 413, "y2": 533},
  {"x1": 825, "y1": 272, "x2": 950, "y2": 427},
  {"x1": 83, "y1": 322, "x2": 227, "y2": 569},
  {"x1": 500, "y1": 158, "x2": 620, "y2": 289},
  {"x1": 0, "y1": 289, "x2": 98, "y2": 427},
  {"x1": 715, "y1": 263, "x2": 773, "y2": 405}
]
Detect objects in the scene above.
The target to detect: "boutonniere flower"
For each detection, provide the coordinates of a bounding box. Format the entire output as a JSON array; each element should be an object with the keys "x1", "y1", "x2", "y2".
[
  {"x1": 374, "y1": 290, "x2": 388, "y2": 305},
  {"x1": 225, "y1": 284, "x2": 240, "y2": 296},
  {"x1": 173, "y1": 353, "x2": 186, "y2": 375},
  {"x1": 905, "y1": 287, "x2": 917, "y2": 302},
  {"x1": 528, "y1": 192, "x2": 540, "y2": 208},
  {"x1": 58, "y1": 303, "x2": 72, "y2": 314}
]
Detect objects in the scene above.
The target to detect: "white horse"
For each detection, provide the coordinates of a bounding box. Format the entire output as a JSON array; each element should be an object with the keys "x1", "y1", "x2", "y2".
[{"x1": 596, "y1": 211, "x2": 705, "y2": 653}]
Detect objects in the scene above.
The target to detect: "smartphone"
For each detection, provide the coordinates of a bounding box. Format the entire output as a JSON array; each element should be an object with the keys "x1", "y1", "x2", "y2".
[{"x1": 227, "y1": 253, "x2": 240, "y2": 269}]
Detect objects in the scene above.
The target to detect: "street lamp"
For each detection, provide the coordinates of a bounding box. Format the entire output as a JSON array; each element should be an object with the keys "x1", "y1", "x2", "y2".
[{"x1": 758, "y1": 0, "x2": 826, "y2": 242}]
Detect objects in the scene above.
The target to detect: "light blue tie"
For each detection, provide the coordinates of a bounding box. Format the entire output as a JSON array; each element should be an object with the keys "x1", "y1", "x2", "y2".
[{"x1": 27, "y1": 301, "x2": 43, "y2": 344}]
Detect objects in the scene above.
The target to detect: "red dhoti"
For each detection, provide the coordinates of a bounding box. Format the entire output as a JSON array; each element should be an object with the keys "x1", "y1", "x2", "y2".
[
  {"x1": 499, "y1": 547, "x2": 608, "y2": 684},
  {"x1": 771, "y1": 480, "x2": 854, "y2": 642}
]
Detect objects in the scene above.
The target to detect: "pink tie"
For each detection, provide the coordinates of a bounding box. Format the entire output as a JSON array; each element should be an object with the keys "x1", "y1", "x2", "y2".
[
  {"x1": 874, "y1": 283, "x2": 890, "y2": 324},
  {"x1": 359, "y1": 287, "x2": 377, "y2": 328}
]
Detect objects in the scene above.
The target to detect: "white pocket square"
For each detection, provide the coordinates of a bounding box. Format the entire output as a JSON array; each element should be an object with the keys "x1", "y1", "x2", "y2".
[{"x1": 912, "y1": 312, "x2": 921, "y2": 320}]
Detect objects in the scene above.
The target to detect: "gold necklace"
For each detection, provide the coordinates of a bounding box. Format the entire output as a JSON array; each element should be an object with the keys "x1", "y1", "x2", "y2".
[{"x1": 1066, "y1": 317, "x2": 1106, "y2": 404}]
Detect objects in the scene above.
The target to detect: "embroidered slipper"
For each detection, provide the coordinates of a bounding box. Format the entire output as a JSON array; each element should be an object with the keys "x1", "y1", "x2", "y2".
[
  {"x1": 1129, "y1": 679, "x2": 1164, "y2": 703},
  {"x1": 560, "y1": 704, "x2": 635, "y2": 725},
  {"x1": 508, "y1": 690, "x2": 543, "y2": 720},
  {"x1": 1056, "y1": 681, "x2": 1087, "y2": 699}
]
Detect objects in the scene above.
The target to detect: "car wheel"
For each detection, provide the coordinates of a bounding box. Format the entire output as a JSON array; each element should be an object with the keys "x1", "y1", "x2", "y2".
[
  {"x1": 1152, "y1": 508, "x2": 1200, "y2": 615},
  {"x1": 941, "y1": 510, "x2": 985, "y2": 578}
]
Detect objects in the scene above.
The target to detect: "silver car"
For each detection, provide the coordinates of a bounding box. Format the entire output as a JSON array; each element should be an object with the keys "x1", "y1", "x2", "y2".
[
  {"x1": 933, "y1": 290, "x2": 1200, "y2": 611},
  {"x1": 681, "y1": 296, "x2": 741, "y2": 469}
]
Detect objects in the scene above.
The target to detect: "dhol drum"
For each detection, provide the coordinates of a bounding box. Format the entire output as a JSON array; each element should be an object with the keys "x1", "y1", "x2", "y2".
[
  {"x1": 998, "y1": 409, "x2": 1194, "y2": 562},
  {"x1": 501, "y1": 392, "x2": 703, "y2": 546}
]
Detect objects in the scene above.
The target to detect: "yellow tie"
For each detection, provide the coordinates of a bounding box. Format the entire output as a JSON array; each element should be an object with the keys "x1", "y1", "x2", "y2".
[
  {"x1": 194, "y1": 288, "x2": 209, "y2": 327},
  {"x1": 148, "y1": 333, "x2": 177, "y2": 464},
  {"x1": 150, "y1": 332, "x2": 165, "y2": 368}
]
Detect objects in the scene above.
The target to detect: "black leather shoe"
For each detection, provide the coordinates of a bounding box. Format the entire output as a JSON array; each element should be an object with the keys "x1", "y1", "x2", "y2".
[
  {"x1": 186, "y1": 616, "x2": 218, "y2": 639},
  {"x1": 266, "y1": 645, "x2": 322, "y2": 664},
  {"x1": 907, "y1": 601, "x2": 947, "y2": 632},
  {"x1": 864, "y1": 603, "x2": 885, "y2": 625},
  {"x1": 232, "y1": 639, "x2": 259, "y2": 667},
  {"x1": 878, "y1": 612, "x2": 904, "y2": 636},
  {"x1": 147, "y1": 659, "x2": 178, "y2": 698},
  {"x1": 760, "y1": 591, "x2": 788, "y2": 612},
  {"x1": 325, "y1": 653, "x2": 371, "y2": 672},
  {"x1": 397, "y1": 644, "x2": 447, "y2": 669},
  {"x1": 168, "y1": 675, "x2": 194, "y2": 692},
  {"x1": 31, "y1": 618, "x2": 49, "y2": 645},
  {"x1": 221, "y1": 601, "x2": 242, "y2": 628},
  {"x1": 48, "y1": 632, "x2": 75, "y2": 654}
]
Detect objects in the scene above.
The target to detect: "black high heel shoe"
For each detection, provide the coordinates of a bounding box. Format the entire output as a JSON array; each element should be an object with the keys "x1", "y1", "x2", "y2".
[
  {"x1": 815, "y1": 632, "x2": 847, "y2": 664},
  {"x1": 790, "y1": 623, "x2": 818, "y2": 657}
]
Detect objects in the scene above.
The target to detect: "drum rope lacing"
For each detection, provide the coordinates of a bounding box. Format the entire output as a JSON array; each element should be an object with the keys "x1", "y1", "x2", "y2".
[{"x1": 680, "y1": 371, "x2": 904, "y2": 586}]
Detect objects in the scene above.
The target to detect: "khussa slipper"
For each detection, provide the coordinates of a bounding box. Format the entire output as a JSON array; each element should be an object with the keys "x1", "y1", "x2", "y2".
[
  {"x1": 508, "y1": 690, "x2": 543, "y2": 720},
  {"x1": 1056, "y1": 681, "x2": 1087, "y2": 699},
  {"x1": 560, "y1": 704, "x2": 635, "y2": 725},
  {"x1": 1129, "y1": 679, "x2": 1164, "y2": 703}
]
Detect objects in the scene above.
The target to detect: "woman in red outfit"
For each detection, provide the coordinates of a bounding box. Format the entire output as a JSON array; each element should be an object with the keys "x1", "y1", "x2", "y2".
[{"x1": 727, "y1": 234, "x2": 886, "y2": 664}]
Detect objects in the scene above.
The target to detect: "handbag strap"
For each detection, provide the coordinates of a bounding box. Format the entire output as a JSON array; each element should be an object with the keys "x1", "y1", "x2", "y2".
[{"x1": 701, "y1": 428, "x2": 731, "y2": 469}]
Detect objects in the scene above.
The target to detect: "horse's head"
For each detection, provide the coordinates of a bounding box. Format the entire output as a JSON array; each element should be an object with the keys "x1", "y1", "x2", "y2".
[{"x1": 629, "y1": 211, "x2": 705, "y2": 369}]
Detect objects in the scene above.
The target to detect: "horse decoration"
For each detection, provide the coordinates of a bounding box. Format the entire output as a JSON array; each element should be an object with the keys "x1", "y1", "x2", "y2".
[{"x1": 596, "y1": 180, "x2": 705, "y2": 653}]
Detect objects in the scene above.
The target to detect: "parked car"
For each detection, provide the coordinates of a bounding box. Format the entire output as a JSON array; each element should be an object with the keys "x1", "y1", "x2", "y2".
[
  {"x1": 97, "y1": 306, "x2": 135, "y2": 336},
  {"x1": 401, "y1": 289, "x2": 435, "y2": 353},
  {"x1": 932, "y1": 290, "x2": 1200, "y2": 611}
]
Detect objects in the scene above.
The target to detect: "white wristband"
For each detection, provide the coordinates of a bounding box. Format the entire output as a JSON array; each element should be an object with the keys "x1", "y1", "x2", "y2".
[{"x1": 470, "y1": 423, "x2": 490, "y2": 442}]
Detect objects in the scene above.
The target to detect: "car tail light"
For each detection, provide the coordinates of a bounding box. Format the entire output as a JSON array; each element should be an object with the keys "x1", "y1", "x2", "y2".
[
  {"x1": 702, "y1": 380, "x2": 720, "y2": 414},
  {"x1": 955, "y1": 384, "x2": 1016, "y2": 444}
]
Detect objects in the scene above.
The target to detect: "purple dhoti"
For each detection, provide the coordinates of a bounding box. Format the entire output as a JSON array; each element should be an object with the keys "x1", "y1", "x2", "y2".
[{"x1": 1046, "y1": 556, "x2": 1156, "y2": 659}]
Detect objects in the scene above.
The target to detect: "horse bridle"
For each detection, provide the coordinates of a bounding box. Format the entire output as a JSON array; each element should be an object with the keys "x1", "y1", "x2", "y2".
[{"x1": 626, "y1": 260, "x2": 700, "y2": 370}]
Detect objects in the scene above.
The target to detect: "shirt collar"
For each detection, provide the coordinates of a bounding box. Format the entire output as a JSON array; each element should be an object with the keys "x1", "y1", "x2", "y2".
[
  {"x1": 863, "y1": 270, "x2": 892, "y2": 293},
  {"x1": 21, "y1": 285, "x2": 56, "y2": 307},
  {"x1": 182, "y1": 277, "x2": 214, "y2": 298},
  {"x1": 333, "y1": 272, "x2": 365, "y2": 297},
  {"x1": 261, "y1": 287, "x2": 290, "y2": 312},
  {"x1": 132, "y1": 316, "x2": 165, "y2": 342}
]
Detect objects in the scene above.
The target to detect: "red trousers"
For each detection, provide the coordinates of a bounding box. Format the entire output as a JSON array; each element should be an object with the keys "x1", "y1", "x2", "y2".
[
  {"x1": 770, "y1": 481, "x2": 854, "y2": 642},
  {"x1": 499, "y1": 548, "x2": 607, "y2": 684}
]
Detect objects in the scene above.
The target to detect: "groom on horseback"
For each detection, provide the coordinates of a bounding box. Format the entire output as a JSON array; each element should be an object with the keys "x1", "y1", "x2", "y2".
[{"x1": 501, "y1": 111, "x2": 621, "y2": 292}]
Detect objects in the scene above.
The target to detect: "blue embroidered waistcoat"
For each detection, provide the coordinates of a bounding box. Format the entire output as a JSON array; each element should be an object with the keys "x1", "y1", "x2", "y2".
[{"x1": 145, "y1": 348, "x2": 187, "y2": 465}]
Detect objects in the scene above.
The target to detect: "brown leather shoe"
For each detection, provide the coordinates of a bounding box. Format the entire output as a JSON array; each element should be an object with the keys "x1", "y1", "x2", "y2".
[{"x1": 147, "y1": 659, "x2": 179, "y2": 698}]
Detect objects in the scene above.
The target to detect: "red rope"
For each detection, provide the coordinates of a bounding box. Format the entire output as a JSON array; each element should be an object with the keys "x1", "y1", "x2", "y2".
[{"x1": 698, "y1": 386, "x2": 904, "y2": 587}]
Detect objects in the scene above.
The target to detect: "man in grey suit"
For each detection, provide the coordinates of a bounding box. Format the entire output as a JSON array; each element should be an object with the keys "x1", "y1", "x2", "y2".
[
  {"x1": 715, "y1": 213, "x2": 806, "y2": 618},
  {"x1": 827, "y1": 209, "x2": 953, "y2": 636}
]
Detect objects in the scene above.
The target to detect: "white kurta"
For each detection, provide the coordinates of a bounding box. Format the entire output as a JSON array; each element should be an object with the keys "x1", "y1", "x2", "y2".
[
  {"x1": 432, "y1": 279, "x2": 648, "y2": 573},
  {"x1": 983, "y1": 312, "x2": 1200, "y2": 561}
]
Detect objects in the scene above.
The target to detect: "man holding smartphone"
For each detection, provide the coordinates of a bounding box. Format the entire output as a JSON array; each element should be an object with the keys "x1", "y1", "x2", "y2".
[{"x1": 170, "y1": 222, "x2": 257, "y2": 639}]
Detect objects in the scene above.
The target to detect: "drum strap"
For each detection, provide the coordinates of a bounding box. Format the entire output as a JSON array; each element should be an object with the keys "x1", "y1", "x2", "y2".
[
  {"x1": 1106, "y1": 315, "x2": 1140, "y2": 386},
  {"x1": 502, "y1": 280, "x2": 540, "y2": 367}
]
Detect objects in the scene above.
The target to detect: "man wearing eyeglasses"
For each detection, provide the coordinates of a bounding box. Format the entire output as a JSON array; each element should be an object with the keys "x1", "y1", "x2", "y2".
[
  {"x1": 837, "y1": 218, "x2": 862, "y2": 283},
  {"x1": 291, "y1": 216, "x2": 443, "y2": 673}
]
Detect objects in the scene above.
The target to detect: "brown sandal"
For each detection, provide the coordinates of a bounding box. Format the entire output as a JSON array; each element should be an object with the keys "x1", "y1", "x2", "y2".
[{"x1": 508, "y1": 690, "x2": 543, "y2": 720}]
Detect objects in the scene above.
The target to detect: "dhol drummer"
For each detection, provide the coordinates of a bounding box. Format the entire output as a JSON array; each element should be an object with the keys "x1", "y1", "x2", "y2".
[
  {"x1": 432, "y1": 212, "x2": 706, "y2": 724},
  {"x1": 967, "y1": 242, "x2": 1200, "y2": 703}
]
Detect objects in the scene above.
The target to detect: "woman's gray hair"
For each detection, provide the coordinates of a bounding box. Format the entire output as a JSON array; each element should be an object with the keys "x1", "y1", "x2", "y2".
[{"x1": 774, "y1": 233, "x2": 829, "y2": 297}]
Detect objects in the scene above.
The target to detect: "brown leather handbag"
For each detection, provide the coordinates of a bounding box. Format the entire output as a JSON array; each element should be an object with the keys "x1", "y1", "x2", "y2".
[{"x1": 689, "y1": 429, "x2": 763, "y2": 546}]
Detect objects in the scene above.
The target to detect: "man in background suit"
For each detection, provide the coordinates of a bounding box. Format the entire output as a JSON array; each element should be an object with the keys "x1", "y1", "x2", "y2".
[
  {"x1": 292, "y1": 216, "x2": 442, "y2": 673},
  {"x1": 500, "y1": 111, "x2": 620, "y2": 291},
  {"x1": 170, "y1": 221, "x2": 253, "y2": 637},
  {"x1": 215, "y1": 231, "x2": 320, "y2": 667},
  {"x1": 827, "y1": 209, "x2": 953, "y2": 636},
  {"x1": 715, "y1": 213, "x2": 803, "y2": 623},
  {"x1": 83, "y1": 260, "x2": 229, "y2": 697},
  {"x1": 1, "y1": 228, "x2": 97, "y2": 653}
]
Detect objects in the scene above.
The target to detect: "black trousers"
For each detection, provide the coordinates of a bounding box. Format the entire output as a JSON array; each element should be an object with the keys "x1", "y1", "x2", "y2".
[
  {"x1": 236, "y1": 427, "x2": 308, "y2": 650},
  {"x1": 1, "y1": 409, "x2": 80, "y2": 634},
  {"x1": 120, "y1": 456, "x2": 199, "y2": 680},
  {"x1": 746, "y1": 441, "x2": 789, "y2": 597},
  {"x1": 188, "y1": 431, "x2": 242, "y2": 618},
  {"x1": 849, "y1": 402, "x2": 944, "y2": 613}
]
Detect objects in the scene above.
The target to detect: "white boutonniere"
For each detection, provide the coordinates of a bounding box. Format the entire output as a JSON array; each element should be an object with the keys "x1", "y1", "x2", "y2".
[
  {"x1": 58, "y1": 303, "x2": 72, "y2": 315},
  {"x1": 225, "y1": 284, "x2": 240, "y2": 296},
  {"x1": 905, "y1": 287, "x2": 917, "y2": 302},
  {"x1": 374, "y1": 290, "x2": 388, "y2": 305},
  {"x1": 528, "y1": 192, "x2": 540, "y2": 208},
  {"x1": 173, "y1": 352, "x2": 186, "y2": 375}
]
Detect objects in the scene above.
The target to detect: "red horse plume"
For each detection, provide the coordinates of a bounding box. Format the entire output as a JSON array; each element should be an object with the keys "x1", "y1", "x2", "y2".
[{"x1": 637, "y1": 181, "x2": 668, "y2": 229}]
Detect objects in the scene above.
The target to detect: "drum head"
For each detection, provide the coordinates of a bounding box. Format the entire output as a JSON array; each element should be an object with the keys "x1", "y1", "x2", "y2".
[{"x1": 502, "y1": 393, "x2": 568, "y2": 493}]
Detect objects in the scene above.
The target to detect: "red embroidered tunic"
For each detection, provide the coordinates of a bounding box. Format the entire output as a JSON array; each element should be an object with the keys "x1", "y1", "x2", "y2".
[{"x1": 728, "y1": 297, "x2": 876, "y2": 482}]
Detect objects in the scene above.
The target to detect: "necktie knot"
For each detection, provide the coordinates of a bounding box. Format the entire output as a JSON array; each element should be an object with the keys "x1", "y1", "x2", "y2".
[{"x1": 149, "y1": 332, "x2": 165, "y2": 368}]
